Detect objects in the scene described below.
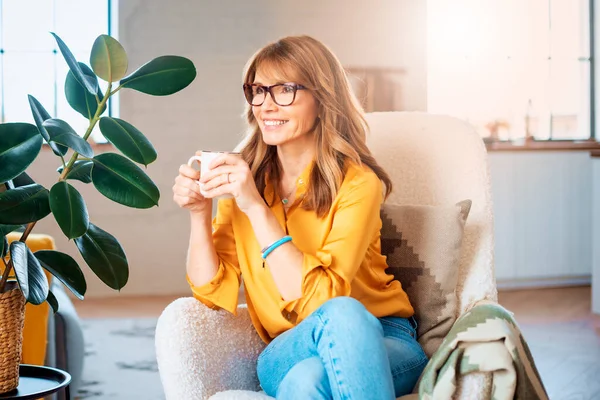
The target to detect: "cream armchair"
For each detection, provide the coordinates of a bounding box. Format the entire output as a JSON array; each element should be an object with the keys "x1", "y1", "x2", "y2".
[{"x1": 155, "y1": 112, "x2": 501, "y2": 399}]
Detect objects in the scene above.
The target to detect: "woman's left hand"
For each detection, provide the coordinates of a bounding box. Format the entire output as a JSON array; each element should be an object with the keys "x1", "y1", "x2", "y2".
[{"x1": 199, "y1": 153, "x2": 265, "y2": 214}]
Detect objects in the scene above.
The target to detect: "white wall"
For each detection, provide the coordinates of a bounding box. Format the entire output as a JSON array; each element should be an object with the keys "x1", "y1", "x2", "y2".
[{"x1": 27, "y1": 0, "x2": 427, "y2": 298}]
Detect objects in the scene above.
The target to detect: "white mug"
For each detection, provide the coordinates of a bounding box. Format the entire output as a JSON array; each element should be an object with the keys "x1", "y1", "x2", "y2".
[{"x1": 187, "y1": 151, "x2": 238, "y2": 199}]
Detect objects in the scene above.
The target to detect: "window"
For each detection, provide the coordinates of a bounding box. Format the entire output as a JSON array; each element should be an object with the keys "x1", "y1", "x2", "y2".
[
  {"x1": 427, "y1": 0, "x2": 593, "y2": 141},
  {"x1": 0, "y1": 0, "x2": 116, "y2": 143}
]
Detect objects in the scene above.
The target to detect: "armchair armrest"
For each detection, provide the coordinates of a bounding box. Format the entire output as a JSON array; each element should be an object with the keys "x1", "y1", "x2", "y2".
[
  {"x1": 418, "y1": 300, "x2": 548, "y2": 400},
  {"x1": 155, "y1": 298, "x2": 265, "y2": 400}
]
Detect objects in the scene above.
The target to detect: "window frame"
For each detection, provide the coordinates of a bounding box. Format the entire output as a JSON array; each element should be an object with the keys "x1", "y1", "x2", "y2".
[{"x1": 0, "y1": 0, "x2": 117, "y2": 144}]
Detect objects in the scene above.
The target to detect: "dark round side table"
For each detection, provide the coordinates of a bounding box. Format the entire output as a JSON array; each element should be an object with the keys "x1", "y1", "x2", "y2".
[{"x1": 0, "y1": 365, "x2": 71, "y2": 400}]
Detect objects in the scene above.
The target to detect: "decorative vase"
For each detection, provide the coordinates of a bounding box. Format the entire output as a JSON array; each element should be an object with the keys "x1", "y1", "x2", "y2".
[{"x1": 0, "y1": 281, "x2": 25, "y2": 393}]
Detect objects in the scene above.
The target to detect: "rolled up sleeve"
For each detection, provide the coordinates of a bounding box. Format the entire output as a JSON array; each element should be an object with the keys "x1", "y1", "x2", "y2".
[
  {"x1": 187, "y1": 199, "x2": 241, "y2": 315},
  {"x1": 279, "y1": 174, "x2": 383, "y2": 321}
]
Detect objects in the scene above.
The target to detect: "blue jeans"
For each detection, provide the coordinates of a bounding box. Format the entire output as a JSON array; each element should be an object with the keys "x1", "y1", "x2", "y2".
[{"x1": 256, "y1": 297, "x2": 428, "y2": 400}]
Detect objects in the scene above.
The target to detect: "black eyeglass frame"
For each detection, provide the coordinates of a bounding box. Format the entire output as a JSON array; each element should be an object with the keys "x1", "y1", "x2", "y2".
[{"x1": 243, "y1": 83, "x2": 307, "y2": 106}]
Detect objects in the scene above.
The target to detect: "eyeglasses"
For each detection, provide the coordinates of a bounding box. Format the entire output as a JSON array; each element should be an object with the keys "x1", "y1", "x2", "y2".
[{"x1": 243, "y1": 83, "x2": 307, "y2": 107}]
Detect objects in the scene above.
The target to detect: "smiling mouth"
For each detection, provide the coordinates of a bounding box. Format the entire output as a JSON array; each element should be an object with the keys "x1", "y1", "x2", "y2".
[{"x1": 263, "y1": 120, "x2": 289, "y2": 126}]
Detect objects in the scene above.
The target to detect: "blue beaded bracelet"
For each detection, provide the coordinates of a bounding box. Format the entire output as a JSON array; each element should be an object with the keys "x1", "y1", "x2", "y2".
[{"x1": 261, "y1": 235, "x2": 292, "y2": 260}]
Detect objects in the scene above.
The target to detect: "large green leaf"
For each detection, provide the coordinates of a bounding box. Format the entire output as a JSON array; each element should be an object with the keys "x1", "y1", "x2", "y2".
[
  {"x1": 120, "y1": 56, "x2": 196, "y2": 96},
  {"x1": 91, "y1": 153, "x2": 159, "y2": 208},
  {"x1": 46, "y1": 290, "x2": 59, "y2": 313},
  {"x1": 49, "y1": 182, "x2": 89, "y2": 239},
  {"x1": 0, "y1": 224, "x2": 21, "y2": 257},
  {"x1": 51, "y1": 32, "x2": 98, "y2": 95},
  {"x1": 65, "y1": 63, "x2": 106, "y2": 120},
  {"x1": 1, "y1": 236, "x2": 7, "y2": 258},
  {"x1": 10, "y1": 172, "x2": 35, "y2": 188},
  {"x1": 10, "y1": 241, "x2": 28, "y2": 300},
  {"x1": 74, "y1": 223, "x2": 128, "y2": 290},
  {"x1": 0, "y1": 184, "x2": 50, "y2": 224},
  {"x1": 25, "y1": 246, "x2": 49, "y2": 305},
  {"x1": 90, "y1": 35, "x2": 128, "y2": 83},
  {"x1": 10, "y1": 241, "x2": 49, "y2": 305},
  {"x1": 0, "y1": 123, "x2": 43, "y2": 184},
  {"x1": 27, "y1": 95, "x2": 68, "y2": 156},
  {"x1": 35, "y1": 250, "x2": 86, "y2": 300},
  {"x1": 98, "y1": 117, "x2": 157, "y2": 166},
  {"x1": 0, "y1": 224, "x2": 22, "y2": 237},
  {"x1": 57, "y1": 160, "x2": 93, "y2": 183},
  {"x1": 42, "y1": 119, "x2": 94, "y2": 158}
]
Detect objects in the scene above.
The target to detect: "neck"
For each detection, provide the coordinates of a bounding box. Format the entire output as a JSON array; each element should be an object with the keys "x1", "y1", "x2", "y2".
[{"x1": 277, "y1": 143, "x2": 314, "y2": 181}]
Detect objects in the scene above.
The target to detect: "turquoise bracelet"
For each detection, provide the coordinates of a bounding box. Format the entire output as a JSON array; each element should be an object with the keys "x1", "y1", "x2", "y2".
[{"x1": 261, "y1": 235, "x2": 292, "y2": 259}]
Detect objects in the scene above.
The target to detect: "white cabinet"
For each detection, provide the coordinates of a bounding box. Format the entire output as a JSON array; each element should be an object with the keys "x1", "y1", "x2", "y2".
[
  {"x1": 488, "y1": 151, "x2": 593, "y2": 288},
  {"x1": 592, "y1": 155, "x2": 600, "y2": 314}
]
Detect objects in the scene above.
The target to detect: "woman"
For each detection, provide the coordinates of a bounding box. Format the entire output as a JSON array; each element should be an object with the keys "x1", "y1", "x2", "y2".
[{"x1": 173, "y1": 35, "x2": 427, "y2": 399}]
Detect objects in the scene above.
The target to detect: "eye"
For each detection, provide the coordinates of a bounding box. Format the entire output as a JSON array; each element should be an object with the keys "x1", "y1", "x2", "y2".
[
  {"x1": 282, "y1": 85, "x2": 295, "y2": 94},
  {"x1": 255, "y1": 86, "x2": 266, "y2": 95}
]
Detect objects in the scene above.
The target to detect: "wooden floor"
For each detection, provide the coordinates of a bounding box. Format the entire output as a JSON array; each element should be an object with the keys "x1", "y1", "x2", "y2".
[
  {"x1": 73, "y1": 294, "x2": 182, "y2": 319},
  {"x1": 74, "y1": 285, "x2": 599, "y2": 324},
  {"x1": 499, "y1": 286, "x2": 600, "y2": 399},
  {"x1": 73, "y1": 286, "x2": 600, "y2": 399},
  {"x1": 498, "y1": 285, "x2": 599, "y2": 328}
]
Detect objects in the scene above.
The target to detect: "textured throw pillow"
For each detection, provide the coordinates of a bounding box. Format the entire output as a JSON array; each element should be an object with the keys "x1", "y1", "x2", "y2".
[{"x1": 380, "y1": 200, "x2": 471, "y2": 358}]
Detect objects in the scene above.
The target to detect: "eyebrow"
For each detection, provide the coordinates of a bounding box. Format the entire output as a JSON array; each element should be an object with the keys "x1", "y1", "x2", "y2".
[{"x1": 251, "y1": 81, "x2": 289, "y2": 86}]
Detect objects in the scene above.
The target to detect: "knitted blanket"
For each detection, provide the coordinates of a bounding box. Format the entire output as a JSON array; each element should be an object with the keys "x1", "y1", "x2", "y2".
[{"x1": 418, "y1": 302, "x2": 549, "y2": 400}]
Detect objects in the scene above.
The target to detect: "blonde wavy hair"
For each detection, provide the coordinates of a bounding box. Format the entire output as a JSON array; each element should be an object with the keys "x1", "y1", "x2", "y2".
[{"x1": 239, "y1": 35, "x2": 392, "y2": 217}]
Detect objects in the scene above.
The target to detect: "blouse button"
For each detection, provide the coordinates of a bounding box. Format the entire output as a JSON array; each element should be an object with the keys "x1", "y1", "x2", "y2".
[{"x1": 298, "y1": 179, "x2": 304, "y2": 185}]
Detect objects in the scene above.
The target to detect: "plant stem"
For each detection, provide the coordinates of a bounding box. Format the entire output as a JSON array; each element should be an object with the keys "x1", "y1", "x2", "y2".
[
  {"x1": 0, "y1": 259, "x2": 14, "y2": 293},
  {"x1": 59, "y1": 82, "x2": 112, "y2": 181},
  {"x1": 0, "y1": 257, "x2": 10, "y2": 293},
  {"x1": 0, "y1": 210, "x2": 37, "y2": 293},
  {"x1": 20, "y1": 222, "x2": 36, "y2": 243},
  {"x1": 109, "y1": 84, "x2": 123, "y2": 97}
]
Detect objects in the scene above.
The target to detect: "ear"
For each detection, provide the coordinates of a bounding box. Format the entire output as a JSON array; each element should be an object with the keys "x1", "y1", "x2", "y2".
[{"x1": 317, "y1": 101, "x2": 325, "y2": 120}]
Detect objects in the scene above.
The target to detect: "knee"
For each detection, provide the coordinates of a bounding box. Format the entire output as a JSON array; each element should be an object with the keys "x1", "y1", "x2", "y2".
[
  {"x1": 316, "y1": 297, "x2": 380, "y2": 332},
  {"x1": 276, "y1": 358, "x2": 329, "y2": 399},
  {"x1": 319, "y1": 296, "x2": 365, "y2": 315}
]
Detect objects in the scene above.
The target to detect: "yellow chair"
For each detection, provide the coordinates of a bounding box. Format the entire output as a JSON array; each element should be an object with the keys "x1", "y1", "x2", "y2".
[
  {"x1": 6, "y1": 232, "x2": 55, "y2": 366},
  {"x1": 5, "y1": 232, "x2": 85, "y2": 399}
]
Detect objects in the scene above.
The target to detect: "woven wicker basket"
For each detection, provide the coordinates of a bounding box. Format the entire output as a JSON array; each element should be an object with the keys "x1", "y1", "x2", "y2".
[{"x1": 0, "y1": 281, "x2": 25, "y2": 394}]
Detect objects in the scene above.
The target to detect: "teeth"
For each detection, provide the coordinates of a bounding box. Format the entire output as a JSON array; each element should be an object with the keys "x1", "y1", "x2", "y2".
[{"x1": 264, "y1": 120, "x2": 288, "y2": 126}]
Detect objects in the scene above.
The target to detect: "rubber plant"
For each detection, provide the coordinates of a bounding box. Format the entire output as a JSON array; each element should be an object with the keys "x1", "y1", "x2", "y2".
[{"x1": 0, "y1": 33, "x2": 195, "y2": 392}]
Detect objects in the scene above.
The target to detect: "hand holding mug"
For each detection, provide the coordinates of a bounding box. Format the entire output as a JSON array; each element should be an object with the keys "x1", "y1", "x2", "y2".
[
  {"x1": 188, "y1": 151, "x2": 235, "y2": 199},
  {"x1": 172, "y1": 151, "x2": 211, "y2": 214},
  {"x1": 198, "y1": 152, "x2": 264, "y2": 214}
]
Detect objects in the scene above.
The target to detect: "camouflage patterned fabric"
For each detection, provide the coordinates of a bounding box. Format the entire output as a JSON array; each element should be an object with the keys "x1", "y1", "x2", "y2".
[{"x1": 418, "y1": 301, "x2": 548, "y2": 400}]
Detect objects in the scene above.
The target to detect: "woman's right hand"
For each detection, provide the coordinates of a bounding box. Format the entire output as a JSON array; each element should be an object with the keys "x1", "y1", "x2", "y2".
[{"x1": 173, "y1": 162, "x2": 211, "y2": 214}]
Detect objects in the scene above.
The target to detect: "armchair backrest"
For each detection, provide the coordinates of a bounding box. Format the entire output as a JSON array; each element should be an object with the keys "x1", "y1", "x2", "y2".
[{"x1": 365, "y1": 112, "x2": 497, "y2": 313}]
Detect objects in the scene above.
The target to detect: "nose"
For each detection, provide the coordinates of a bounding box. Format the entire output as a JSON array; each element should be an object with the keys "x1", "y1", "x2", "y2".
[{"x1": 260, "y1": 91, "x2": 278, "y2": 111}]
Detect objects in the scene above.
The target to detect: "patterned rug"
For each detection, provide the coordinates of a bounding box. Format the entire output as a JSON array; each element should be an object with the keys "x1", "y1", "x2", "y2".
[
  {"x1": 76, "y1": 318, "x2": 164, "y2": 400},
  {"x1": 75, "y1": 316, "x2": 599, "y2": 400}
]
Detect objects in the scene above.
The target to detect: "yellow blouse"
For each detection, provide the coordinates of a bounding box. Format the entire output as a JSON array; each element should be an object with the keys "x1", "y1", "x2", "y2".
[{"x1": 187, "y1": 161, "x2": 414, "y2": 343}]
